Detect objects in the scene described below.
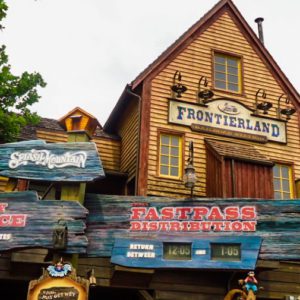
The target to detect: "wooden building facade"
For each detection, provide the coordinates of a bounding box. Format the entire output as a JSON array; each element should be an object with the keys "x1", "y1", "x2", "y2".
[{"x1": 0, "y1": 0, "x2": 300, "y2": 299}]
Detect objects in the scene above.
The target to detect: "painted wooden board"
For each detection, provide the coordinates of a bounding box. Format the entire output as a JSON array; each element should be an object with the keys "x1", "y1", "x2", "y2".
[
  {"x1": 0, "y1": 191, "x2": 88, "y2": 253},
  {"x1": 85, "y1": 194, "x2": 300, "y2": 263},
  {"x1": 0, "y1": 140, "x2": 105, "y2": 182},
  {"x1": 111, "y1": 236, "x2": 261, "y2": 270}
]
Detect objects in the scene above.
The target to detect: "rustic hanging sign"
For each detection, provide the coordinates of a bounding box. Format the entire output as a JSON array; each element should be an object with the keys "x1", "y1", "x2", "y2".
[
  {"x1": 168, "y1": 99, "x2": 287, "y2": 143},
  {"x1": 0, "y1": 191, "x2": 87, "y2": 253},
  {"x1": 27, "y1": 260, "x2": 89, "y2": 300},
  {"x1": 0, "y1": 140, "x2": 105, "y2": 182}
]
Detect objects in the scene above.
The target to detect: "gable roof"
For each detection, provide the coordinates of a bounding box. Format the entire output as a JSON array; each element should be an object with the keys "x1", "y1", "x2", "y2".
[
  {"x1": 131, "y1": 0, "x2": 300, "y2": 107},
  {"x1": 58, "y1": 106, "x2": 102, "y2": 129}
]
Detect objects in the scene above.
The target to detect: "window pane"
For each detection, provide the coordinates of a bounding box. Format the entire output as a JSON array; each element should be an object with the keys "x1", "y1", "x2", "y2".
[
  {"x1": 274, "y1": 191, "x2": 281, "y2": 199},
  {"x1": 273, "y1": 165, "x2": 280, "y2": 177},
  {"x1": 228, "y1": 66, "x2": 238, "y2": 75},
  {"x1": 171, "y1": 137, "x2": 179, "y2": 146},
  {"x1": 215, "y1": 81, "x2": 226, "y2": 89},
  {"x1": 215, "y1": 72, "x2": 226, "y2": 81},
  {"x1": 170, "y1": 167, "x2": 179, "y2": 177},
  {"x1": 273, "y1": 164, "x2": 293, "y2": 199},
  {"x1": 228, "y1": 83, "x2": 239, "y2": 91},
  {"x1": 281, "y1": 166, "x2": 289, "y2": 179},
  {"x1": 274, "y1": 179, "x2": 281, "y2": 191},
  {"x1": 161, "y1": 146, "x2": 169, "y2": 155},
  {"x1": 159, "y1": 134, "x2": 182, "y2": 178},
  {"x1": 215, "y1": 56, "x2": 225, "y2": 64},
  {"x1": 228, "y1": 75, "x2": 238, "y2": 84},
  {"x1": 282, "y1": 180, "x2": 290, "y2": 192},
  {"x1": 161, "y1": 135, "x2": 169, "y2": 145},
  {"x1": 171, "y1": 157, "x2": 179, "y2": 166},
  {"x1": 227, "y1": 58, "x2": 238, "y2": 67},
  {"x1": 160, "y1": 166, "x2": 168, "y2": 175},
  {"x1": 170, "y1": 147, "x2": 179, "y2": 156},
  {"x1": 161, "y1": 155, "x2": 169, "y2": 165},
  {"x1": 215, "y1": 64, "x2": 226, "y2": 72}
]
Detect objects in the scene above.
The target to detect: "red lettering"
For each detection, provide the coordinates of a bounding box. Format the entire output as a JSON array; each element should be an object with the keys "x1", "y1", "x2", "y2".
[
  {"x1": 189, "y1": 221, "x2": 201, "y2": 231},
  {"x1": 175, "y1": 207, "x2": 192, "y2": 220},
  {"x1": 211, "y1": 221, "x2": 223, "y2": 231},
  {"x1": 192, "y1": 207, "x2": 209, "y2": 220},
  {"x1": 181, "y1": 221, "x2": 190, "y2": 231},
  {"x1": 169, "y1": 221, "x2": 180, "y2": 231},
  {"x1": 130, "y1": 221, "x2": 142, "y2": 231},
  {"x1": 207, "y1": 207, "x2": 224, "y2": 220},
  {"x1": 201, "y1": 221, "x2": 212, "y2": 231},
  {"x1": 224, "y1": 206, "x2": 239, "y2": 220},
  {"x1": 241, "y1": 206, "x2": 256, "y2": 220},
  {"x1": 130, "y1": 208, "x2": 146, "y2": 220},
  {"x1": 158, "y1": 222, "x2": 169, "y2": 231},
  {"x1": 145, "y1": 207, "x2": 159, "y2": 220},
  {"x1": 148, "y1": 222, "x2": 159, "y2": 231},
  {"x1": 231, "y1": 221, "x2": 243, "y2": 231},
  {"x1": 243, "y1": 221, "x2": 257, "y2": 231},
  {"x1": 10, "y1": 214, "x2": 27, "y2": 227},
  {"x1": 0, "y1": 203, "x2": 8, "y2": 213},
  {"x1": 223, "y1": 221, "x2": 232, "y2": 231},
  {"x1": 161, "y1": 207, "x2": 174, "y2": 220}
]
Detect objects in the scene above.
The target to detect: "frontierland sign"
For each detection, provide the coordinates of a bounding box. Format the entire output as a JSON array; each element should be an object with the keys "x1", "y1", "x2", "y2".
[
  {"x1": 130, "y1": 206, "x2": 257, "y2": 232},
  {"x1": 168, "y1": 99, "x2": 286, "y2": 143}
]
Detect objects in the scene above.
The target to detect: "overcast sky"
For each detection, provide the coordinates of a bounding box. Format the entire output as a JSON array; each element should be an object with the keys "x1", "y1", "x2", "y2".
[{"x1": 2, "y1": 0, "x2": 300, "y2": 126}]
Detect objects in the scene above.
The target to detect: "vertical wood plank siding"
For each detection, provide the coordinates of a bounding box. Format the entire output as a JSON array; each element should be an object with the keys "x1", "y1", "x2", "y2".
[
  {"x1": 205, "y1": 148, "x2": 223, "y2": 197},
  {"x1": 223, "y1": 160, "x2": 273, "y2": 198},
  {"x1": 146, "y1": 11, "x2": 300, "y2": 197},
  {"x1": 118, "y1": 102, "x2": 139, "y2": 180}
]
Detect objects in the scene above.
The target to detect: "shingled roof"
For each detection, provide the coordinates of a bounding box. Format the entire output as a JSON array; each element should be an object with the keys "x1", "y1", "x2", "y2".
[
  {"x1": 19, "y1": 117, "x2": 120, "y2": 141},
  {"x1": 205, "y1": 139, "x2": 273, "y2": 166}
]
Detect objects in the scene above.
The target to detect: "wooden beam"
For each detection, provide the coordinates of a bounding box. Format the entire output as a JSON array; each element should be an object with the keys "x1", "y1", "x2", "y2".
[
  {"x1": 114, "y1": 265, "x2": 154, "y2": 274},
  {"x1": 138, "y1": 290, "x2": 154, "y2": 300}
]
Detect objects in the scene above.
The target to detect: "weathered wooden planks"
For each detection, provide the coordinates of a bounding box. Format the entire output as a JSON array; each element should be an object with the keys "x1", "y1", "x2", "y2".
[
  {"x1": 85, "y1": 194, "x2": 300, "y2": 262},
  {"x1": 0, "y1": 191, "x2": 88, "y2": 253},
  {"x1": 144, "y1": 11, "x2": 300, "y2": 198},
  {"x1": 0, "y1": 140, "x2": 105, "y2": 182}
]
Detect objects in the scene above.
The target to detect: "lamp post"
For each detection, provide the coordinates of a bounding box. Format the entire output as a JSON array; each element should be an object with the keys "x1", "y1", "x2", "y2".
[{"x1": 183, "y1": 141, "x2": 196, "y2": 197}]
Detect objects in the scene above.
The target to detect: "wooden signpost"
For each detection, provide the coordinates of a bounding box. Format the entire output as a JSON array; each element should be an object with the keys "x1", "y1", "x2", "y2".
[
  {"x1": 0, "y1": 140, "x2": 105, "y2": 182},
  {"x1": 0, "y1": 191, "x2": 87, "y2": 253}
]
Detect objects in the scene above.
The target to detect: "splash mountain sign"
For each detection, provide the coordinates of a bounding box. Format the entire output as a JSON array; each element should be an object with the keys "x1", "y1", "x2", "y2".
[{"x1": 0, "y1": 140, "x2": 105, "y2": 182}]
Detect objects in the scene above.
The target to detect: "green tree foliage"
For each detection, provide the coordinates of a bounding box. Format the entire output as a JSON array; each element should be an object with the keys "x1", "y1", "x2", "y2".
[{"x1": 0, "y1": 0, "x2": 46, "y2": 142}]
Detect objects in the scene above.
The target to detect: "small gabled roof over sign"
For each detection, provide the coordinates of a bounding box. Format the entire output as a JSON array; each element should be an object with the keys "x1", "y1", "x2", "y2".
[
  {"x1": 131, "y1": 0, "x2": 300, "y2": 107},
  {"x1": 58, "y1": 106, "x2": 102, "y2": 136},
  {"x1": 0, "y1": 140, "x2": 105, "y2": 182}
]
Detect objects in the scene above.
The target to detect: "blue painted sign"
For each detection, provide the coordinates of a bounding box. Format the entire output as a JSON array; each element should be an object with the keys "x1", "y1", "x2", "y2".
[
  {"x1": 0, "y1": 140, "x2": 105, "y2": 182},
  {"x1": 111, "y1": 236, "x2": 261, "y2": 270},
  {"x1": 85, "y1": 194, "x2": 300, "y2": 262},
  {"x1": 0, "y1": 191, "x2": 87, "y2": 253}
]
